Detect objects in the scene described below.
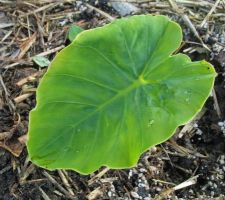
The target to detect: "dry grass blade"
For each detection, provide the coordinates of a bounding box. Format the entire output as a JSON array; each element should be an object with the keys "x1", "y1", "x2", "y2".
[
  {"x1": 88, "y1": 167, "x2": 110, "y2": 185},
  {"x1": 16, "y1": 70, "x2": 45, "y2": 87},
  {"x1": 58, "y1": 170, "x2": 75, "y2": 196},
  {"x1": 14, "y1": 93, "x2": 34, "y2": 104},
  {"x1": 212, "y1": 88, "x2": 222, "y2": 119},
  {"x1": 86, "y1": 3, "x2": 115, "y2": 21},
  {"x1": 35, "y1": 45, "x2": 65, "y2": 57},
  {"x1": 19, "y1": 2, "x2": 60, "y2": 17},
  {"x1": 18, "y1": 33, "x2": 37, "y2": 59},
  {"x1": 0, "y1": 23, "x2": 14, "y2": 28},
  {"x1": 87, "y1": 187, "x2": 103, "y2": 200},
  {"x1": 39, "y1": 187, "x2": 51, "y2": 200},
  {"x1": 43, "y1": 171, "x2": 76, "y2": 199},
  {"x1": 0, "y1": 74, "x2": 15, "y2": 111},
  {"x1": 153, "y1": 175, "x2": 199, "y2": 200},
  {"x1": 20, "y1": 164, "x2": 35, "y2": 183},
  {"x1": 200, "y1": 0, "x2": 221, "y2": 27}
]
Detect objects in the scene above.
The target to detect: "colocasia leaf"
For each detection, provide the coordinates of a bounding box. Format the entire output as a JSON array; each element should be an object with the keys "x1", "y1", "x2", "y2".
[{"x1": 28, "y1": 15, "x2": 216, "y2": 174}]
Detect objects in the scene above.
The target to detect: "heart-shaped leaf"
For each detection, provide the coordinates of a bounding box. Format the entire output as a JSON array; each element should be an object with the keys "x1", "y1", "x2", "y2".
[
  {"x1": 28, "y1": 15, "x2": 216, "y2": 174},
  {"x1": 68, "y1": 25, "x2": 84, "y2": 42}
]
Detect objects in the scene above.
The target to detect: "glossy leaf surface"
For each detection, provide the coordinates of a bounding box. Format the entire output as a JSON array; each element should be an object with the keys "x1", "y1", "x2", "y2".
[{"x1": 28, "y1": 15, "x2": 216, "y2": 174}]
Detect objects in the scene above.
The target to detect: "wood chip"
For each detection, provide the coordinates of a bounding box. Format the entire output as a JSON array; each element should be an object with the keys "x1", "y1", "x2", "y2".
[
  {"x1": 14, "y1": 93, "x2": 34, "y2": 103},
  {"x1": 87, "y1": 187, "x2": 103, "y2": 200},
  {"x1": 18, "y1": 33, "x2": 37, "y2": 59}
]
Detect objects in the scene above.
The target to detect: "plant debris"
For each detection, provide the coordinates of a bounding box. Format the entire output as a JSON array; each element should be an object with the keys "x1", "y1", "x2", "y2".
[{"x1": 0, "y1": 0, "x2": 225, "y2": 199}]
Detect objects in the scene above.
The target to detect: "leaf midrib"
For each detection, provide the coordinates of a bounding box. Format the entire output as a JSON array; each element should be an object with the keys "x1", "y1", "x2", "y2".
[{"x1": 55, "y1": 76, "x2": 150, "y2": 132}]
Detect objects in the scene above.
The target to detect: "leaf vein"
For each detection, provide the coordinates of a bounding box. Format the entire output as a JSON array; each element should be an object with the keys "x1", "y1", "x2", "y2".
[
  {"x1": 74, "y1": 44, "x2": 134, "y2": 82},
  {"x1": 47, "y1": 73, "x2": 118, "y2": 93}
]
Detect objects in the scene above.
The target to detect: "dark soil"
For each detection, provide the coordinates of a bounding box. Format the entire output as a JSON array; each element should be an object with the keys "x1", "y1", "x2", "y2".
[{"x1": 0, "y1": 1, "x2": 225, "y2": 199}]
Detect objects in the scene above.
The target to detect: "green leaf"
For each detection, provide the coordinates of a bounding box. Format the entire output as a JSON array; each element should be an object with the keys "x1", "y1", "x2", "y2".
[
  {"x1": 27, "y1": 15, "x2": 216, "y2": 174},
  {"x1": 68, "y1": 25, "x2": 84, "y2": 42},
  {"x1": 33, "y1": 56, "x2": 50, "y2": 68}
]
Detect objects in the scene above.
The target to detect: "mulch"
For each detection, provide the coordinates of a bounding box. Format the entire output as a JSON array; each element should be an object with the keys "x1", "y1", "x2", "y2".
[{"x1": 0, "y1": 0, "x2": 225, "y2": 199}]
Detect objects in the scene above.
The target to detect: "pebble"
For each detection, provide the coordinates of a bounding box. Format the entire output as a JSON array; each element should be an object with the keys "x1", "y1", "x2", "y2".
[
  {"x1": 110, "y1": 1, "x2": 139, "y2": 16},
  {"x1": 220, "y1": 159, "x2": 225, "y2": 165},
  {"x1": 196, "y1": 129, "x2": 203, "y2": 135},
  {"x1": 128, "y1": 170, "x2": 133, "y2": 179},
  {"x1": 108, "y1": 191, "x2": 112, "y2": 197},
  {"x1": 131, "y1": 191, "x2": 140, "y2": 199},
  {"x1": 217, "y1": 121, "x2": 225, "y2": 136},
  {"x1": 140, "y1": 168, "x2": 147, "y2": 173},
  {"x1": 218, "y1": 121, "x2": 224, "y2": 126},
  {"x1": 151, "y1": 146, "x2": 157, "y2": 152},
  {"x1": 193, "y1": 123, "x2": 198, "y2": 128},
  {"x1": 219, "y1": 155, "x2": 225, "y2": 165},
  {"x1": 189, "y1": 189, "x2": 194, "y2": 194}
]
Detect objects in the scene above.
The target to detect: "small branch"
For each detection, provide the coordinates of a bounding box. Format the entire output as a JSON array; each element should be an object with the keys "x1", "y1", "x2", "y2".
[
  {"x1": 14, "y1": 93, "x2": 34, "y2": 103},
  {"x1": 16, "y1": 70, "x2": 45, "y2": 87},
  {"x1": 0, "y1": 74, "x2": 15, "y2": 111},
  {"x1": 153, "y1": 175, "x2": 199, "y2": 200},
  {"x1": 43, "y1": 171, "x2": 76, "y2": 199},
  {"x1": 88, "y1": 167, "x2": 110, "y2": 185},
  {"x1": 212, "y1": 88, "x2": 222, "y2": 119},
  {"x1": 86, "y1": 3, "x2": 115, "y2": 22},
  {"x1": 35, "y1": 45, "x2": 65, "y2": 57},
  {"x1": 57, "y1": 170, "x2": 75, "y2": 196}
]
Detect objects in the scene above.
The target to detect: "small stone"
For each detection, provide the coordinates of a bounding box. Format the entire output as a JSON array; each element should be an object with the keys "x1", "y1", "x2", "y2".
[
  {"x1": 140, "y1": 168, "x2": 147, "y2": 173},
  {"x1": 131, "y1": 191, "x2": 140, "y2": 199},
  {"x1": 193, "y1": 123, "x2": 198, "y2": 128},
  {"x1": 218, "y1": 122, "x2": 224, "y2": 126},
  {"x1": 138, "y1": 173, "x2": 143, "y2": 178},
  {"x1": 196, "y1": 129, "x2": 203, "y2": 135},
  {"x1": 110, "y1": 1, "x2": 139, "y2": 16},
  {"x1": 220, "y1": 159, "x2": 225, "y2": 165},
  {"x1": 128, "y1": 170, "x2": 133, "y2": 179},
  {"x1": 151, "y1": 146, "x2": 157, "y2": 152},
  {"x1": 108, "y1": 191, "x2": 112, "y2": 197},
  {"x1": 189, "y1": 189, "x2": 194, "y2": 194},
  {"x1": 138, "y1": 183, "x2": 146, "y2": 188}
]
